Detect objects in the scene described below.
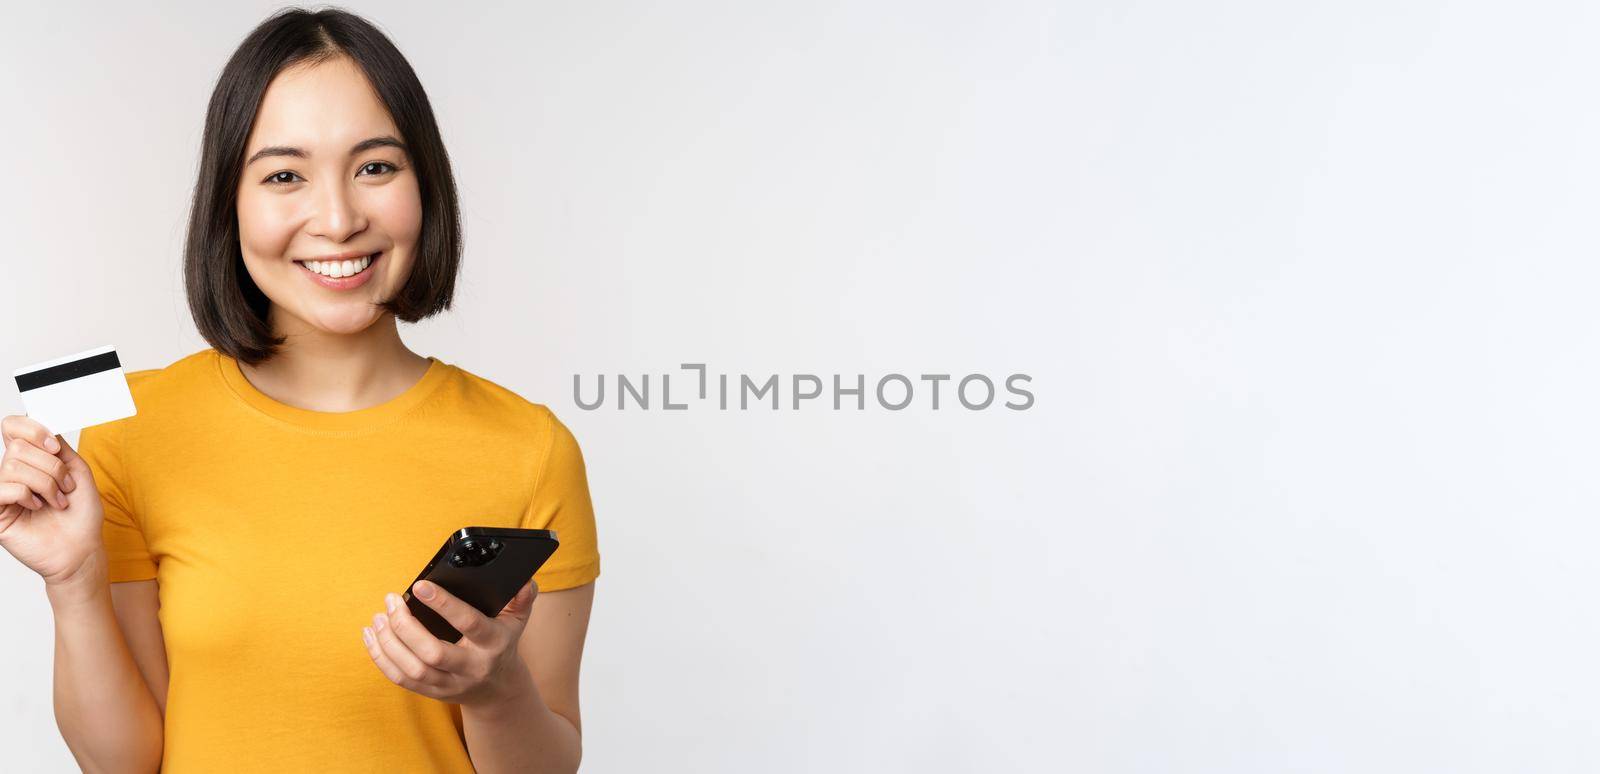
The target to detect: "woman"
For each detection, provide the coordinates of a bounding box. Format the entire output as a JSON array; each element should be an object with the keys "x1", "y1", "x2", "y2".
[{"x1": 0, "y1": 8, "x2": 597, "y2": 772}]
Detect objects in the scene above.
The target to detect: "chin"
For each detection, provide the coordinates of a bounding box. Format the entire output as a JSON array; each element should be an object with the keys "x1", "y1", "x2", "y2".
[{"x1": 299, "y1": 305, "x2": 385, "y2": 336}]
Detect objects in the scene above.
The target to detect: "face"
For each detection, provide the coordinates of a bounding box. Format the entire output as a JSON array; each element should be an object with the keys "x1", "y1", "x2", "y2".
[{"x1": 236, "y1": 55, "x2": 422, "y2": 337}]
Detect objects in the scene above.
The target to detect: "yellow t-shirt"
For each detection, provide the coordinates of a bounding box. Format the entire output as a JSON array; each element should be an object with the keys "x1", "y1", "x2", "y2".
[{"x1": 76, "y1": 348, "x2": 600, "y2": 772}]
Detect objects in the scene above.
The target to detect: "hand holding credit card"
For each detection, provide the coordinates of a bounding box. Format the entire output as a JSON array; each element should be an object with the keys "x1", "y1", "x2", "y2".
[
  {"x1": 2, "y1": 346, "x2": 134, "y2": 580},
  {"x1": 12, "y1": 345, "x2": 138, "y2": 436}
]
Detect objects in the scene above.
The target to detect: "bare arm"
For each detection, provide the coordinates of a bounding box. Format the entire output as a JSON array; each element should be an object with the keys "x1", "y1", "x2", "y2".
[
  {"x1": 46, "y1": 550, "x2": 165, "y2": 774},
  {"x1": 462, "y1": 582, "x2": 595, "y2": 774},
  {"x1": 1, "y1": 418, "x2": 166, "y2": 772}
]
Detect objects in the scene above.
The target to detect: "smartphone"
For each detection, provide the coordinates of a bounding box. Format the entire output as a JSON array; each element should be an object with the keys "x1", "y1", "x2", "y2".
[{"x1": 401, "y1": 527, "x2": 560, "y2": 643}]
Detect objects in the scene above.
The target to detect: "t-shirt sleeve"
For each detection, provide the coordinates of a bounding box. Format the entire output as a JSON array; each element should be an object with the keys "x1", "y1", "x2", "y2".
[
  {"x1": 76, "y1": 420, "x2": 157, "y2": 583},
  {"x1": 520, "y1": 409, "x2": 600, "y2": 592}
]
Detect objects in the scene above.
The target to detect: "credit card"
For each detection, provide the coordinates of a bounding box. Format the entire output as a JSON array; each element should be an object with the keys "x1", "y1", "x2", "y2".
[{"x1": 12, "y1": 345, "x2": 138, "y2": 435}]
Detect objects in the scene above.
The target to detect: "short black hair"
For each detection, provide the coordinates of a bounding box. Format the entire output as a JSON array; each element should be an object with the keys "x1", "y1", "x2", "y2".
[{"x1": 185, "y1": 6, "x2": 462, "y2": 365}]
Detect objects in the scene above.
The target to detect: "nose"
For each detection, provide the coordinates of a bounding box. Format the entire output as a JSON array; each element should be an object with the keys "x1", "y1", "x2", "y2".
[{"x1": 305, "y1": 179, "x2": 368, "y2": 243}]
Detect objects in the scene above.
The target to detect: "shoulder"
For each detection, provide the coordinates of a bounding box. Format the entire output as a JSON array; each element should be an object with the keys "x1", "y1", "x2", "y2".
[
  {"x1": 110, "y1": 348, "x2": 227, "y2": 440},
  {"x1": 121, "y1": 348, "x2": 223, "y2": 406},
  {"x1": 442, "y1": 362, "x2": 579, "y2": 446},
  {"x1": 80, "y1": 348, "x2": 216, "y2": 445}
]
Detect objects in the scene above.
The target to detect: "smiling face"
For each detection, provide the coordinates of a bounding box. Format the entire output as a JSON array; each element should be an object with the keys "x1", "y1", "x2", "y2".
[{"x1": 236, "y1": 55, "x2": 422, "y2": 337}]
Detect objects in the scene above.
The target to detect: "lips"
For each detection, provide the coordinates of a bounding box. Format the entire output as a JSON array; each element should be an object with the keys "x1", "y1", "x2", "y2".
[{"x1": 296, "y1": 251, "x2": 382, "y2": 290}]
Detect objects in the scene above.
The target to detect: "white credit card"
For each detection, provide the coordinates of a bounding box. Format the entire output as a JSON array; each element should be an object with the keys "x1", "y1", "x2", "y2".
[{"x1": 12, "y1": 345, "x2": 138, "y2": 435}]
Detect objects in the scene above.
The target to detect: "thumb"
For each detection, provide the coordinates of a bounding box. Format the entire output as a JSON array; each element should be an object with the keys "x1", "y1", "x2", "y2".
[
  {"x1": 497, "y1": 577, "x2": 540, "y2": 622},
  {"x1": 56, "y1": 435, "x2": 90, "y2": 475}
]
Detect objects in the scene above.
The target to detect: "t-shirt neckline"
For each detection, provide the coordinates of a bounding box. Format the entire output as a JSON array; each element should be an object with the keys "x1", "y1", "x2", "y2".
[{"x1": 215, "y1": 350, "x2": 452, "y2": 433}]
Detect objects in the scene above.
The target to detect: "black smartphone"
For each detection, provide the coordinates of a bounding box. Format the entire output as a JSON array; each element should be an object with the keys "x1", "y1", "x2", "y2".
[{"x1": 401, "y1": 527, "x2": 560, "y2": 643}]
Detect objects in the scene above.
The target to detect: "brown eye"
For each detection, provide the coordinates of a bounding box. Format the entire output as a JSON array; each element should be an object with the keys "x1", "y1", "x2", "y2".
[
  {"x1": 358, "y1": 161, "x2": 397, "y2": 177},
  {"x1": 265, "y1": 171, "x2": 303, "y2": 185}
]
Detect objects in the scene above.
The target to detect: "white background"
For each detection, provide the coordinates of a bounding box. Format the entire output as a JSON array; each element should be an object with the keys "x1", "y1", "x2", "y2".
[{"x1": 3, "y1": 1, "x2": 1597, "y2": 771}]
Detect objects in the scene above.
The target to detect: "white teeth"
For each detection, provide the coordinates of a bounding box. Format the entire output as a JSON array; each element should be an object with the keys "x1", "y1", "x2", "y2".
[{"x1": 303, "y1": 254, "x2": 373, "y2": 278}]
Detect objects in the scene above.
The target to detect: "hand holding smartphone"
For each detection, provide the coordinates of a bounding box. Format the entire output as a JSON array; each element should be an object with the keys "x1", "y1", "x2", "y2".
[{"x1": 402, "y1": 527, "x2": 560, "y2": 643}]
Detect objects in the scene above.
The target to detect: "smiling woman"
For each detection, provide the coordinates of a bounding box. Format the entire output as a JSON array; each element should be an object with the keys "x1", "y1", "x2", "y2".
[
  {"x1": 0, "y1": 6, "x2": 598, "y2": 774},
  {"x1": 187, "y1": 18, "x2": 461, "y2": 366},
  {"x1": 232, "y1": 57, "x2": 422, "y2": 336}
]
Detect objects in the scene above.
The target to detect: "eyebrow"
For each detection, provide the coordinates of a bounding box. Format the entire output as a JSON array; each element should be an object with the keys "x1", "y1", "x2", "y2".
[{"x1": 245, "y1": 135, "x2": 408, "y2": 166}]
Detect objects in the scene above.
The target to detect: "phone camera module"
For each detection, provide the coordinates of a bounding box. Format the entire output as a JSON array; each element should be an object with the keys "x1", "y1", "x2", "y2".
[{"x1": 450, "y1": 536, "x2": 501, "y2": 568}]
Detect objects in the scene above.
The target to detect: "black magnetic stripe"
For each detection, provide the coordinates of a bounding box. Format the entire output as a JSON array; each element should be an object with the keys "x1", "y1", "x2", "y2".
[{"x1": 15, "y1": 351, "x2": 121, "y2": 392}]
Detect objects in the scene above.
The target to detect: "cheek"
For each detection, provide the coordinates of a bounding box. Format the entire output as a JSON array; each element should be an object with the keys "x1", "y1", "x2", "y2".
[
  {"x1": 367, "y1": 180, "x2": 423, "y2": 288},
  {"x1": 369, "y1": 180, "x2": 423, "y2": 248},
  {"x1": 236, "y1": 189, "x2": 301, "y2": 261}
]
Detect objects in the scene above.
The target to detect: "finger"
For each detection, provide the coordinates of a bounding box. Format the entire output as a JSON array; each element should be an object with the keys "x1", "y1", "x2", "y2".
[
  {"x1": 1, "y1": 416, "x2": 59, "y2": 454},
  {"x1": 411, "y1": 580, "x2": 498, "y2": 646},
  {"x1": 384, "y1": 592, "x2": 471, "y2": 672},
  {"x1": 0, "y1": 452, "x2": 68, "y2": 510},
  {"x1": 371, "y1": 609, "x2": 450, "y2": 689},
  {"x1": 362, "y1": 626, "x2": 410, "y2": 686},
  {"x1": 6, "y1": 437, "x2": 73, "y2": 496},
  {"x1": 0, "y1": 481, "x2": 44, "y2": 510}
]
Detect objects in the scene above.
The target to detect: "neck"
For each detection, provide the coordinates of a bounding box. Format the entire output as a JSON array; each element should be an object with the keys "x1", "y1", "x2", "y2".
[{"x1": 237, "y1": 308, "x2": 433, "y2": 413}]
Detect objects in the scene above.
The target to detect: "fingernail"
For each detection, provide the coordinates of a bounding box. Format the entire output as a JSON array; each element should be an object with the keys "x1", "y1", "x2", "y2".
[
  {"x1": 46, "y1": 436, "x2": 60, "y2": 454},
  {"x1": 373, "y1": 613, "x2": 387, "y2": 631},
  {"x1": 363, "y1": 627, "x2": 374, "y2": 646},
  {"x1": 57, "y1": 492, "x2": 69, "y2": 509},
  {"x1": 63, "y1": 473, "x2": 75, "y2": 491},
  {"x1": 386, "y1": 593, "x2": 400, "y2": 613},
  {"x1": 29, "y1": 495, "x2": 42, "y2": 509},
  {"x1": 414, "y1": 581, "x2": 435, "y2": 600}
]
